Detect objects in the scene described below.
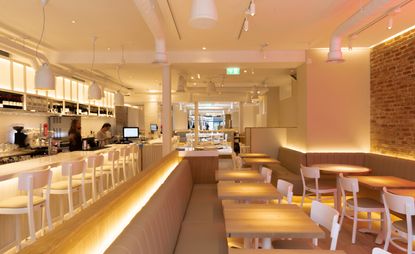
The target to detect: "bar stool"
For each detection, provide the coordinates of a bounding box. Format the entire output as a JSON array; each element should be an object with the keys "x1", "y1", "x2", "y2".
[
  {"x1": 130, "y1": 144, "x2": 141, "y2": 175},
  {"x1": 339, "y1": 174, "x2": 384, "y2": 244},
  {"x1": 382, "y1": 187, "x2": 415, "y2": 254},
  {"x1": 74, "y1": 154, "x2": 104, "y2": 202},
  {"x1": 0, "y1": 168, "x2": 52, "y2": 250},
  {"x1": 300, "y1": 165, "x2": 337, "y2": 208},
  {"x1": 102, "y1": 150, "x2": 120, "y2": 189},
  {"x1": 119, "y1": 146, "x2": 132, "y2": 181},
  {"x1": 48, "y1": 159, "x2": 86, "y2": 220}
]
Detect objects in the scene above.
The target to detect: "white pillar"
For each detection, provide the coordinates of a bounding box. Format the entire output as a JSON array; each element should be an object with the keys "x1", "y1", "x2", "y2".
[
  {"x1": 239, "y1": 102, "x2": 244, "y2": 133},
  {"x1": 194, "y1": 101, "x2": 199, "y2": 145},
  {"x1": 162, "y1": 64, "x2": 172, "y2": 156}
]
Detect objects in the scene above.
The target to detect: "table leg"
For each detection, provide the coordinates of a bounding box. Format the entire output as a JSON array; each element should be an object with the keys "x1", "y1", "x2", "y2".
[
  {"x1": 262, "y1": 238, "x2": 272, "y2": 249},
  {"x1": 335, "y1": 175, "x2": 341, "y2": 212},
  {"x1": 243, "y1": 238, "x2": 252, "y2": 248}
]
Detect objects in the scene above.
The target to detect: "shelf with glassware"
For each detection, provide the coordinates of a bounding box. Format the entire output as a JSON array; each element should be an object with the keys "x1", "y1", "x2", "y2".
[{"x1": 0, "y1": 56, "x2": 116, "y2": 117}]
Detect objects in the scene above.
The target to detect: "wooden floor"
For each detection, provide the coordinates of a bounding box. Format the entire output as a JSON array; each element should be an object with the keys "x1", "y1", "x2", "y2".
[{"x1": 218, "y1": 159, "x2": 404, "y2": 254}]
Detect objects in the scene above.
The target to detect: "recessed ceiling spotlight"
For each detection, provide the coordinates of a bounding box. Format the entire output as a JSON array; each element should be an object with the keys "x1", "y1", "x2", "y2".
[
  {"x1": 190, "y1": 76, "x2": 194, "y2": 80},
  {"x1": 197, "y1": 73, "x2": 201, "y2": 79},
  {"x1": 107, "y1": 47, "x2": 111, "y2": 51},
  {"x1": 202, "y1": 47, "x2": 207, "y2": 50},
  {"x1": 71, "y1": 20, "x2": 76, "y2": 24},
  {"x1": 243, "y1": 69, "x2": 247, "y2": 73},
  {"x1": 251, "y1": 70, "x2": 255, "y2": 75}
]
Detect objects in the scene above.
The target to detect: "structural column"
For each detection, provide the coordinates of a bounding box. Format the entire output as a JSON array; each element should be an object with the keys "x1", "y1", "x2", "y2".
[
  {"x1": 162, "y1": 64, "x2": 172, "y2": 156},
  {"x1": 194, "y1": 101, "x2": 199, "y2": 145},
  {"x1": 239, "y1": 102, "x2": 244, "y2": 133}
]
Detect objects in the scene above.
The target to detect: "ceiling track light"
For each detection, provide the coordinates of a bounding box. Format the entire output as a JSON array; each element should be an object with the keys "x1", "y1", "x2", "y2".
[
  {"x1": 243, "y1": 17, "x2": 249, "y2": 32},
  {"x1": 387, "y1": 15, "x2": 394, "y2": 30},
  {"x1": 248, "y1": 0, "x2": 256, "y2": 16},
  {"x1": 34, "y1": 0, "x2": 55, "y2": 90}
]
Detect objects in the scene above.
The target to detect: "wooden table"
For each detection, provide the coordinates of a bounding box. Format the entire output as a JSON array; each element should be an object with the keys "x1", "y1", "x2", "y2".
[
  {"x1": 243, "y1": 157, "x2": 280, "y2": 171},
  {"x1": 312, "y1": 164, "x2": 371, "y2": 211},
  {"x1": 389, "y1": 188, "x2": 415, "y2": 198},
  {"x1": 238, "y1": 153, "x2": 270, "y2": 158},
  {"x1": 355, "y1": 176, "x2": 415, "y2": 190},
  {"x1": 223, "y1": 203, "x2": 325, "y2": 249},
  {"x1": 215, "y1": 170, "x2": 264, "y2": 182},
  {"x1": 228, "y1": 249, "x2": 346, "y2": 254},
  {"x1": 217, "y1": 182, "x2": 282, "y2": 201}
]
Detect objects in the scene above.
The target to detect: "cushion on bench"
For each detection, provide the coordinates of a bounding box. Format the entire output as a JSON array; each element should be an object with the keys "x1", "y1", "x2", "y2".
[
  {"x1": 277, "y1": 147, "x2": 306, "y2": 175},
  {"x1": 365, "y1": 153, "x2": 415, "y2": 180},
  {"x1": 306, "y1": 152, "x2": 365, "y2": 166}
]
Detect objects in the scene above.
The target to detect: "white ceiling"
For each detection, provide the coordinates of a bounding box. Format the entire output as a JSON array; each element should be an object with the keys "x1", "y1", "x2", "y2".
[{"x1": 0, "y1": 0, "x2": 415, "y2": 102}]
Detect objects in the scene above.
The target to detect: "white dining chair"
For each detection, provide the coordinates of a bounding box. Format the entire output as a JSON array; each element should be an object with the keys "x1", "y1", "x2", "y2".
[
  {"x1": 48, "y1": 159, "x2": 86, "y2": 220},
  {"x1": 339, "y1": 174, "x2": 384, "y2": 244},
  {"x1": 300, "y1": 165, "x2": 337, "y2": 208},
  {"x1": 272, "y1": 200, "x2": 340, "y2": 250},
  {"x1": 382, "y1": 187, "x2": 415, "y2": 254},
  {"x1": 372, "y1": 247, "x2": 391, "y2": 254},
  {"x1": 0, "y1": 168, "x2": 52, "y2": 250},
  {"x1": 260, "y1": 167, "x2": 272, "y2": 184},
  {"x1": 102, "y1": 150, "x2": 120, "y2": 189},
  {"x1": 276, "y1": 179, "x2": 294, "y2": 204}
]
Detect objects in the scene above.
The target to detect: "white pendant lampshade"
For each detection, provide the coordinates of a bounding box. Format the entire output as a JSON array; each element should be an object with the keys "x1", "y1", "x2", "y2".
[
  {"x1": 176, "y1": 75, "x2": 186, "y2": 93},
  {"x1": 88, "y1": 81, "x2": 102, "y2": 100},
  {"x1": 114, "y1": 91, "x2": 124, "y2": 106},
  {"x1": 35, "y1": 63, "x2": 55, "y2": 90},
  {"x1": 189, "y1": 0, "x2": 218, "y2": 29}
]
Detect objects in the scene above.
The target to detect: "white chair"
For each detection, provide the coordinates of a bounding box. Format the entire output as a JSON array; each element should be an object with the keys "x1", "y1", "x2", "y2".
[
  {"x1": 231, "y1": 152, "x2": 238, "y2": 169},
  {"x1": 48, "y1": 159, "x2": 86, "y2": 220},
  {"x1": 102, "y1": 150, "x2": 120, "y2": 189},
  {"x1": 260, "y1": 167, "x2": 272, "y2": 184},
  {"x1": 382, "y1": 187, "x2": 415, "y2": 254},
  {"x1": 130, "y1": 144, "x2": 141, "y2": 175},
  {"x1": 119, "y1": 146, "x2": 132, "y2": 181},
  {"x1": 0, "y1": 168, "x2": 52, "y2": 250},
  {"x1": 339, "y1": 174, "x2": 384, "y2": 244},
  {"x1": 300, "y1": 165, "x2": 337, "y2": 208},
  {"x1": 272, "y1": 201, "x2": 340, "y2": 250},
  {"x1": 276, "y1": 179, "x2": 294, "y2": 204},
  {"x1": 74, "y1": 154, "x2": 104, "y2": 202},
  {"x1": 373, "y1": 247, "x2": 391, "y2": 254}
]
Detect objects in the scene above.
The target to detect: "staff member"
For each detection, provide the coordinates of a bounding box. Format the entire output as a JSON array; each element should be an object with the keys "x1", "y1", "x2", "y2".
[
  {"x1": 96, "y1": 123, "x2": 112, "y2": 146},
  {"x1": 68, "y1": 119, "x2": 82, "y2": 151}
]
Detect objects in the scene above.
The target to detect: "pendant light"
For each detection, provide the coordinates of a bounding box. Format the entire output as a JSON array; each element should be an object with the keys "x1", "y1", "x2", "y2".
[
  {"x1": 88, "y1": 37, "x2": 102, "y2": 100},
  {"x1": 34, "y1": 0, "x2": 55, "y2": 90},
  {"x1": 189, "y1": 0, "x2": 218, "y2": 29}
]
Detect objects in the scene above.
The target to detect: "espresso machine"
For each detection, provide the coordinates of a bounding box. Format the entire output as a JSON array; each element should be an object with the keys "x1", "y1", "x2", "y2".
[{"x1": 13, "y1": 125, "x2": 27, "y2": 147}]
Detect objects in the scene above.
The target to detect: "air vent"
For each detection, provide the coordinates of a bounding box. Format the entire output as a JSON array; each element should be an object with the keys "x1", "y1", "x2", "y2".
[{"x1": 0, "y1": 50, "x2": 10, "y2": 58}]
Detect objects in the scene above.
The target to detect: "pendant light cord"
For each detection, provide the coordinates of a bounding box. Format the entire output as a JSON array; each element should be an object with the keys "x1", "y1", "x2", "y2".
[
  {"x1": 35, "y1": 6, "x2": 46, "y2": 61},
  {"x1": 90, "y1": 37, "x2": 97, "y2": 73}
]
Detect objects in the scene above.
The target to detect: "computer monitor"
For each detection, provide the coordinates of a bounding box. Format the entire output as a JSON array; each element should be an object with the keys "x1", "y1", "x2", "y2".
[
  {"x1": 123, "y1": 127, "x2": 139, "y2": 139},
  {"x1": 150, "y1": 124, "x2": 158, "y2": 132}
]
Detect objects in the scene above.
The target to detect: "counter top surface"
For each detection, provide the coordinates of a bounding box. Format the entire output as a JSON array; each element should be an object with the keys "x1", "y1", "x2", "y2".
[
  {"x1": 0, "y1": 149, "x2": 35, "y2": 159},
  {"x1": 0, "y1": 144, "x2": 126, "y2": 181}
]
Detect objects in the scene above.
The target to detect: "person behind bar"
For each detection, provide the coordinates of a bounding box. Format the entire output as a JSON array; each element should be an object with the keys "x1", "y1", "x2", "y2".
[
  {"x1": 96, "y1": 123, "x2": 112, "y2": 147},
  {"x1": 68, "y1": 119, "x2": 82, "y2": 151}
]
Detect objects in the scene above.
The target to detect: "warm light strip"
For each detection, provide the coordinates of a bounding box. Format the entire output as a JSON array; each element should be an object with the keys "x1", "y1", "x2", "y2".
[
  {"x1": 92, "y1": 160, "x2": 179, "y2": 254},
  {"x1": 370, "y1": 24, "x2": 415, "y2": 48}
]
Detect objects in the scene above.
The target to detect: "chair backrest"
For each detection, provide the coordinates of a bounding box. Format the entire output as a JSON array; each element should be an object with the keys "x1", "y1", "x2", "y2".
[
  {"x1": 382, "y1": 187, "x2": 415, "y2": 216},
  {"x1": 130, "y1": 144, "x2": 139, "y2": 154},
  {"x1": 310, "y1": 201, "x2": 340, "y2": 251},
  {"x1": 261, "y1": 167, "x2": 272, "y2": 183},
  {"x1": 231, "y1": 152, "x2": 237, "y2": 168},
  {"x1": 108, "y1": 150, "x2": 120, "y2": 162},
  {"x1": 276, "y1": 179, "x2": 293, "y2": 204},
  {"x1": 61, "y1": 159, "x2": 86, "y2": 176},
  {"x1": 339, "y1": 175, "x2": 359, "y2": 206},
  {"x1": 300, "y1": 165, "x2": 321, "y2": 179},
  {"x1": 120, "y1": 146, "x2": 131, "y2": 158},
  {"x1": 372, "y1": 247, "x2": 391, "y2": 254},
  {"x1": 18, "y1": 168, "x2": 52, "y2": 191},
  {"x1": 87, "y1": 154, "x2": 105, "y2": 168},
  {"x1": 235, "y1": 156, "x2": 243, "y2": 169}
]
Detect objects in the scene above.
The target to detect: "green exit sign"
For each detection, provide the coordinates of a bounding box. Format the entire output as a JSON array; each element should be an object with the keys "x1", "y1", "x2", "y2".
[{"x1": 226, "y1": 67, "x2": 240, "y2": 75}]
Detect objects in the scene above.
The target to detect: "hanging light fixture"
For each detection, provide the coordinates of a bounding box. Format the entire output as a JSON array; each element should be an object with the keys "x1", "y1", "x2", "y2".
[
  {"x1": 189, "y1": 0, "x2": 218, "y2": 29},
  {"x1": 243, "y1": 17, "x2": 249, "y2": 32},
  {"x1": 34, "y1": 0, "x2": 55, "y2": 90},
  {"x1": 88, "y1": 36, "x2": 102, "y2": 100},
  {"x1": 247, "y1": 0, "x2": 256, "y2": 16},
  {"x1": 114, "y1": 91, "x2": 125, "y2": 106},
  {"x1": 177, "y1": 75, "x2": 186, "y2": 93}
]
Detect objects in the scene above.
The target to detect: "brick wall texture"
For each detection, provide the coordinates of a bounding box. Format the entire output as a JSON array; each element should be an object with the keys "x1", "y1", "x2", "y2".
[{"x1": 371, "y1": 28, "x2": 415, "y2": 158}]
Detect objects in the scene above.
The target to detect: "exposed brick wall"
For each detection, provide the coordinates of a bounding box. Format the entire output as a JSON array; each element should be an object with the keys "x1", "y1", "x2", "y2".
[{"x1": 371, "y1": 28, "x2": 415, "y2": 158}]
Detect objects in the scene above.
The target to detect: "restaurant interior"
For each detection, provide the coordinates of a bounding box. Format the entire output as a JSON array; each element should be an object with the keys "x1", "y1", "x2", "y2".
[{"x1": 0, "y1": 0, "x2": 415, "y2": 253}]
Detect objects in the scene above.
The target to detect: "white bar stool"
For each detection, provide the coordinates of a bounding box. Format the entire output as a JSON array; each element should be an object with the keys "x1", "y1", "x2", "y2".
[
  {"x1": 0, "y1": 168, "x2": 52, "y2": 250},
  {"x1": 102, "y1": 150, "x2": 120, "y2": 189},
  {"x1": 119, "y1": 146, "x2": 132, "y2": 181},
  {"x1": 74, "y1": 154, "x2": 104, "y2": 202},
  {"x1": 130, "y1": 144, "x2": 141, "y2": 175},
  {"x1": 48, "y1": 159, "x2": 86, "y2": 220}
]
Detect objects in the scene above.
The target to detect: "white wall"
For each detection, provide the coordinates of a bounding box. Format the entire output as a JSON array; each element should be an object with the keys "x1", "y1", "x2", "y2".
[
  {"x1": 144, "y1": 102, "x2": 160, "y2": 135},
  {"x1": 0, "y1": 113, "x2": 48, "y2": 143},
  {"x1": 242, "y1": 104, "x2": 258, "y2": 130}
]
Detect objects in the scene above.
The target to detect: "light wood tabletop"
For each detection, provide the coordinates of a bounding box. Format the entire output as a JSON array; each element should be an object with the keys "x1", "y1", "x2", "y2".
[
  {"x1": 223, "y1": 203, "x2": 325, "y2": 239},
  {"x1": 355, "y1": 176, "x2": 415, "y2": 190},
  {"x1": 217, "y1": 182, "x2": 282, "y2": 201},
  {"x1": 228, "y1": 249, "x2": 346, "y2": 254},
  {"x1": 215, "y1": 170, "x2": 264, "y2": 182},
  {"x1": 313, "y1": 163, "x2": 371, "y2": 175},
  {"x1": 238, "y1": 153, "x2": 270, "y2": 158},
  {"x1": 388, "y1": 188, "x2": 415, "y2": 198},
  {"x1": 243, "y1": 157, "x2": 280, "y2": 165}
]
